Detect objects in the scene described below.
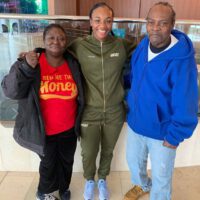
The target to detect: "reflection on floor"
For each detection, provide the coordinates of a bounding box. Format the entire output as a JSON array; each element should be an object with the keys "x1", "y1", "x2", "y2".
[{"x1": 0, "y1": 166, "x2": 200, "y2": 200}]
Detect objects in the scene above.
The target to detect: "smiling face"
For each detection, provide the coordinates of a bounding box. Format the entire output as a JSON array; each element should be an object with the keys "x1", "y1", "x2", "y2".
[
  {"x1": 90, "y1": 6, "x2": 113, "y2": 42},
  {"x1": 146, "y1": 4, "x2": 174, "y2": 48},
  {"x1": 44, "y1": 27, "x2": 67, "y2": 57}
]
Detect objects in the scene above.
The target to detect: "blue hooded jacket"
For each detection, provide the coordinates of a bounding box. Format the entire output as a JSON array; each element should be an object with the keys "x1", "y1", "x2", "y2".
[{"x1": 127, "y1": 29, "x2": 198, "y2": 146}]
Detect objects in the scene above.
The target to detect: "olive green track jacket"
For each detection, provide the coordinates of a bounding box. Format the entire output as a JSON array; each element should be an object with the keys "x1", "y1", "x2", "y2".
[{"x1": 68, "y1": 35, "x2": 135, "y2": 112}]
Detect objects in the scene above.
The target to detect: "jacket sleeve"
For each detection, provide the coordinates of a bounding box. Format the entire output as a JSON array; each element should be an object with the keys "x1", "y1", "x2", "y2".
[
  {"x1": 64, "y1": 51, "x2": 85, "y2": 137},
  {"x1": 1, "y1": 59, "x2": 38, "y2": 99},
  {"x1": 122, "y1": 38, "x2": 137, "y2": 58},
  {"x1": 164, "y1": 58, "x2": 198, "y2": 146},
  {"x1": 67, "y1": 37, "x2": 83, "y2": 59},
  {"x1": 122, "y1": 39, "x2": 137, "y2": 90},
  {"x1": 74, "y1": 64, "x2": 85, "y2": 137}
]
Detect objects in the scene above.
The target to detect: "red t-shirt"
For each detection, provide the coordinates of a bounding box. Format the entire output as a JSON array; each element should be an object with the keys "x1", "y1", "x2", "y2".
[{"x1": 39, "y1": 53, "x2": 78, "y2": 135}]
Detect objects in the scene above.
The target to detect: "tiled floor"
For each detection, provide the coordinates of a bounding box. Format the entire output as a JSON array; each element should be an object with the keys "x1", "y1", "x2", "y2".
[{"x1": 0, "y1": 166, "x2": 200, "y2": 200}]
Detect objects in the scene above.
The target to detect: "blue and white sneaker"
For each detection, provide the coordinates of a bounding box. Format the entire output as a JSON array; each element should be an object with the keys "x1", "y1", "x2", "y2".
[
  {"x1": 98, "y1": 179, "x2": 109, "y2": 200},
  {"x1": 83, "y1": 180, "x2": 95, "y2": 200}
]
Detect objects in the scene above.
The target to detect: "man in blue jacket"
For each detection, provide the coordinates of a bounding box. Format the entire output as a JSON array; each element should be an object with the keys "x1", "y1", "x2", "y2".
[{"x1": 124, "y1": 2, "x2": 198, "y2": 200}]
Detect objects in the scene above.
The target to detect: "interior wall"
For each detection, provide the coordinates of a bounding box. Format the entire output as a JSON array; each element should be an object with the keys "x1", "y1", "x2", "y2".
[
  {"x1": 48, "y1": 0, "x2": 200, "y2": 19},
  {"x1": 139, "y1": 0, "x2": 200, "y2": 19},
  {"x1": 47, "y1": 0, "x2": 55, "y2": 15},
  {"x1": 0, "y1": 122, "x2": 200, "y2": 172},
  {"x1": 78, "y1": 0, "x2": 140, "y2": 18},
  {"x1": 48, "y1": 0, "x2": 77, "y2": 15}
]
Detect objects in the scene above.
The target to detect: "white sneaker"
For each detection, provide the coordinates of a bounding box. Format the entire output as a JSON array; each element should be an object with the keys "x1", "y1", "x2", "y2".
[
  {"x1": 83, "y1": 180, "x2": 95, "y2": 200},
  {"x1": 98, "y1": 179, "x2": 109, "y2": 200}
]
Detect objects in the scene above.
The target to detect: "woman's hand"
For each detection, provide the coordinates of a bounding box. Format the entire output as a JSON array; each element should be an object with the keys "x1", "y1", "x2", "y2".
[
  {"x1": 19, "y1": 51, "x2": 39, "y2": 68},
  {"x1": 25, "y1": 51, "x2": 39, "y2": 68}
]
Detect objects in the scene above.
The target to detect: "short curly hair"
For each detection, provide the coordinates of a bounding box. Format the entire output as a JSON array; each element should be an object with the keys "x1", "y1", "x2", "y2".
[{"x1": 147, "y1": 1, "x2": 176, "y2": 24}]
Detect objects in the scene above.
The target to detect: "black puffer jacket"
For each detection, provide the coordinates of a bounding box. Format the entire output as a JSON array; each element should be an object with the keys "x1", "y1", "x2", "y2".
[{"x1": 1, "y1": 49, "x2": 84, "y2": 156}]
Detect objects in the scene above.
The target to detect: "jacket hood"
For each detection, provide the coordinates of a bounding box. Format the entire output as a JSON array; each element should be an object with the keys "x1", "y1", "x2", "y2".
[{"x1": 142, "y1": 29, "x2": 195, "y2": 61}]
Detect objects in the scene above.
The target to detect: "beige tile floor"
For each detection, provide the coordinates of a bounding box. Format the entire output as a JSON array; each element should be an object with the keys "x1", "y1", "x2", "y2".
[{"x1": 0, "y1": 166, "x2": 200, "y2": 200}]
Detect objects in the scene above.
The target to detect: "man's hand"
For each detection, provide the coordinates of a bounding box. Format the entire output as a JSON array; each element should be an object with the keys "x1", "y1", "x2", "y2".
[{"x1": 163, "y1": 140, "x2": 177, "y2": 149}]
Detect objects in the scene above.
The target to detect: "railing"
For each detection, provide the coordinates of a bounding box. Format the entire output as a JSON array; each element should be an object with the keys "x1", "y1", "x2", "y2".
[{"x1": 0, "y1": 14, "x2": 199, "y2": 121}]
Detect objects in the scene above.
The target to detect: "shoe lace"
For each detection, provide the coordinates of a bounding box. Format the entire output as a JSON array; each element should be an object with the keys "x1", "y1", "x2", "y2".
[
  {"x1": 43, "y1": 193, "x2": 57, "y2": 200},
  {"x1": 131, "y1": 185, "x2": 143, "y2": 195},
  {"x1": 99, "y1": 180, "x2": 107, "y2": 189},
  {"x1": 86, "y1": 181, "x2": 95, "y2": 189}
]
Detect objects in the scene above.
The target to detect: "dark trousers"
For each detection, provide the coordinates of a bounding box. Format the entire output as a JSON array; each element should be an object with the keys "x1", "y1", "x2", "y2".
[{"x1": 38, "y1": 128, "x2": 77, "y2": 194}]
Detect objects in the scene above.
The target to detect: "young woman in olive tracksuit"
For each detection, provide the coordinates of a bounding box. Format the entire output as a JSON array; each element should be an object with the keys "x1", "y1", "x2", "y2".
[{"x1": 68, "y1": 2, "x2": 135, "y2": 200}]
